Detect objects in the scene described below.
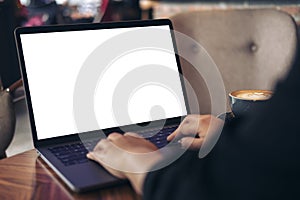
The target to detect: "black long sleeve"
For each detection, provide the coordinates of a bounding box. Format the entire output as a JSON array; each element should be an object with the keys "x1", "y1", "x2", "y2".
[{"x1": 143, "y1": 51, "x2": 300, "y2": 199}]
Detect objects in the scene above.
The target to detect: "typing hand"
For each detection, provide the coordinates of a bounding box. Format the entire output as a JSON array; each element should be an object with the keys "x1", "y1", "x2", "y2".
[
  {"x1": 167, "y1": 115, "x2": 224, "y2": 149},
  {"x1": 87, "y1": 133, "x2": 161, "y2": 194}
]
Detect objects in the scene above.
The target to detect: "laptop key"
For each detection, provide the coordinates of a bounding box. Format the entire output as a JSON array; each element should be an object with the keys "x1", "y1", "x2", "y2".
[
  {"x1": 141, "y1": 125, "x2": 178, "y2": 148},
  {"x1": 49, "y1": 142, "x2": 95, "y2": 166}
]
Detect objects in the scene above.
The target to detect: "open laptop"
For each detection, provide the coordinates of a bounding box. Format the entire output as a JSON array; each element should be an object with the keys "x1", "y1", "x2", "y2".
[{"x1": 15, "y1": 19, "x2": 190, "y2": 192}]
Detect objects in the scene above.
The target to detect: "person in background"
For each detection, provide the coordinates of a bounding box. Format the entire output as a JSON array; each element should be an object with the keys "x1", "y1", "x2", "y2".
[
  {"x1": 0, "y1": 0, "x2": 24, "y2": 88},
  {"x1": 25, "y1": 0, "x2": 61, "y2": 26},
  {"x1": 101, "y1": 0, "x2": 141, "y2": 22},
  {"x1": 87, "y1": 44, "x2": 300, "y2": 199}
]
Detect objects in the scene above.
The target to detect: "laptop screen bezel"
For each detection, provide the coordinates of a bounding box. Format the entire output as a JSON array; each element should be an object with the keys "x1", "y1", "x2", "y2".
[{"x1": 15, "y1": 19, "x2": 191, "y2": 148}]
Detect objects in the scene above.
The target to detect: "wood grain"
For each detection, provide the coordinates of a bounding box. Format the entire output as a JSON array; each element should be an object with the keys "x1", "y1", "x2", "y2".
[{"x1": 0, "y1": 150, "x2": 141, "y2": 200}]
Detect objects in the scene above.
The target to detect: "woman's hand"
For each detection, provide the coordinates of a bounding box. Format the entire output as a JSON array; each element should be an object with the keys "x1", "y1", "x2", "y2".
[
  {"x1": 87, "y1": 115, "x2": 224, "y2": 194},
  {"x1": 87, "y1": 132, "x2": 161, "y2": 194},
  {"x1": 167, "y1": 115, "x2": 224, "y2": 149}
]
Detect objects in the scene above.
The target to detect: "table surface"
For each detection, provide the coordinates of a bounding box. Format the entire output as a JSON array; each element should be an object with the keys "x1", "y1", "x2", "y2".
[{"x1": 0, "y1": 149, "x2": 141, "y2": 200}]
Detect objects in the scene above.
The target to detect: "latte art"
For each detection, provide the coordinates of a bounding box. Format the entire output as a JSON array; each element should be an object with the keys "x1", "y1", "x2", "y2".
[
  {"x1": 235, "y1": 92, "x2": 271, "y2": 100},
  {"x1": 230, "y1": 90, "x2": 272, "y2": 101}
]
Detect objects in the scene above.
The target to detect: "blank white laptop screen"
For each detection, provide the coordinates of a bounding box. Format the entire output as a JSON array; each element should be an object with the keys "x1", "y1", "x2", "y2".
[{"x1": 20, "y1": 25, "x2": 187, "y2": 140}]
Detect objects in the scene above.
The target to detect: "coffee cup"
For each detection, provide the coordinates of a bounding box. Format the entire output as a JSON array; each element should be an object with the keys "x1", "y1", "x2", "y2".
[{"x1": 229, "y1": 89, "x2": 272, "y2": 117}]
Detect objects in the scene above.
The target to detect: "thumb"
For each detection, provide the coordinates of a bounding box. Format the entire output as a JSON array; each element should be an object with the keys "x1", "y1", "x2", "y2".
[
  {"x1": 180, "y1": 137, "x2": 204, "y2": 150},
  {"x1": 167, "y1": 127, "x2": 181, "y2": 141},
  {"x1": 87, "y1": 152, "x2": 96, "y2": 161}
]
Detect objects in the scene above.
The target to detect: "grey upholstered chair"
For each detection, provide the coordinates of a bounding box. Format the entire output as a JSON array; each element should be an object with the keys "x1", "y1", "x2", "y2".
[
  {"x1": 0, "y1": 79, "x2": 23, "y2": 158},
  {"x1": 0, "y1": 84, "x2": 16, "y2": 159},
  {"x1": 170, "y1": 9, "x2": 298, "y2": 115}
]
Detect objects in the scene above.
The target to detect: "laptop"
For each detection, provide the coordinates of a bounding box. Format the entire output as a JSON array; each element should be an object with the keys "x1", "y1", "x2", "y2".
[{"x1": 14, "y1": 19, "x2": 190, "y2": 192}]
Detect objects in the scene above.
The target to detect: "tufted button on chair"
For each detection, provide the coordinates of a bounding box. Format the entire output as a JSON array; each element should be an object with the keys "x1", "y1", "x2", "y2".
[{"x1": 170, "y1": 9, "x2": 298, "y2": 115}]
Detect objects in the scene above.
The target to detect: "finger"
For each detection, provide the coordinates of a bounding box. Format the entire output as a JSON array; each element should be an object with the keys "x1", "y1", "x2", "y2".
[
  {"x1": 107, "y1": 132, "x2": 123, "y2": 141},
  {"x1": 86, "y1": 152, "x2": 95, "y2": 160},
  {"x1": 124, "y1": 132, "x2": 143, "y2": 138},
  {"x1": 167, "y1": 127, "x2": 180, "y2": 141},
  {"x1": 87, "y1": 147, "x2": 113, "y2": 168},
  {"x1": 87, "y1": 148, "x2": 126, "y2": 179},
  {"x1": 86, "y1": 152, "x2": 104, "y2": 164},
  {"x1": 167, "y1": 121, "x2": 199, "y2": 141},
  {"x1": 180, "y1": 137, "x2": 204, "y2": 150},
  {"x1": 121, "y1": 133, "x2": 158, "y2": 152},
  {"x1": 93, "y1": 138, "x2": 110, "y2": 151}
]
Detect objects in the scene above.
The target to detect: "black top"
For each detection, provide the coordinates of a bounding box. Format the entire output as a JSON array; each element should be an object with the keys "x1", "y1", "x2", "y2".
[{"x1": 143, "y1": 47, "x2": 300, "y2": 199}]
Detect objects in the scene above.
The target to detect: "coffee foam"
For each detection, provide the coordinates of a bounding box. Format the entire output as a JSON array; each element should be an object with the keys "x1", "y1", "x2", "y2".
[
  {"x1": 230, "y1": 90, "x2": 272, "y2": 101},
  {"x1": 235, "y1": 92, "x2": 271, "y2": 100}
]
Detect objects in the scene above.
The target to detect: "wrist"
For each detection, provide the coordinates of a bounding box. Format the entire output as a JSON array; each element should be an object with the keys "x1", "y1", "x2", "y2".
[
  {"x1": 126, "y1": 172, "x2": 147, "y2": 194},
  {"x1": 124, "y1": 152, "x2": 162, "y2": 194}
]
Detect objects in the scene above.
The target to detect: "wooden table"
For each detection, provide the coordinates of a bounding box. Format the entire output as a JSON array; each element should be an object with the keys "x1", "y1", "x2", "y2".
[{"x1": 0, "y1": 150, "x2": 141, "y2": 200}]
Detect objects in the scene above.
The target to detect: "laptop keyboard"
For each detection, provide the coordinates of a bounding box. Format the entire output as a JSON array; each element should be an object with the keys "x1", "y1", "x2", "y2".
[
  {"x1": 139, "y1": 125, "x2": 178, "y2": 148},
  {"x1": 48, "y1": 140, "x2": 98, "y2": 166},
  {"x1": 48, "y1": 125, "x2": 178, "y2": 166}
]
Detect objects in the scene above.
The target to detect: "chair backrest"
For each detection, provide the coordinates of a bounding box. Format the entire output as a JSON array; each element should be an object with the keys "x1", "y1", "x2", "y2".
[
  {"x1": 170, "y1": 9, "x2": 298, "y2": 114},
  {"x1": 0, "y1": 88, "x2": 15, "y2": 159}
]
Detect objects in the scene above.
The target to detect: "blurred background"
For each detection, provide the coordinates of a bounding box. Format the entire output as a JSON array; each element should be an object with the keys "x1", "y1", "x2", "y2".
[{"x1": 1, "y1": 0, "x2": 300, "y2": 89}]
